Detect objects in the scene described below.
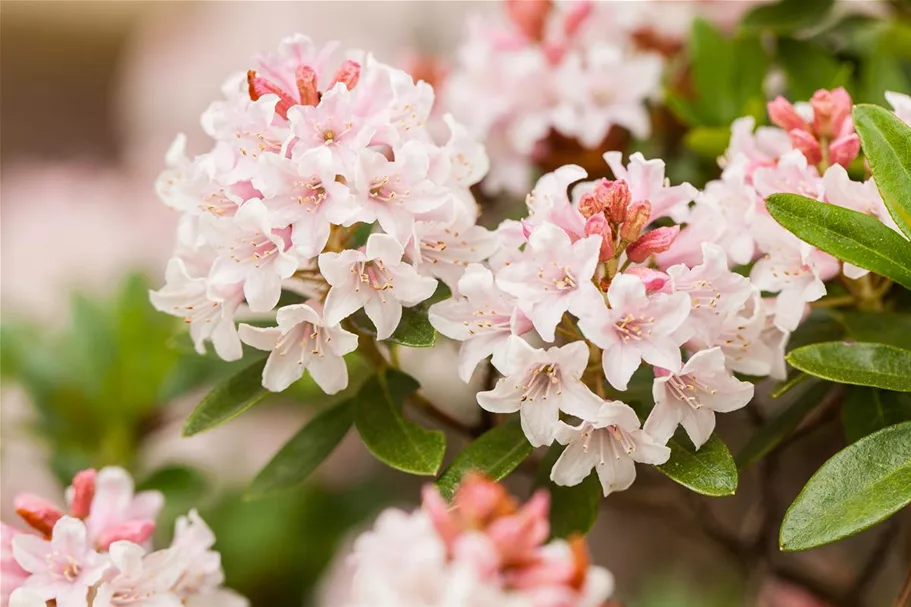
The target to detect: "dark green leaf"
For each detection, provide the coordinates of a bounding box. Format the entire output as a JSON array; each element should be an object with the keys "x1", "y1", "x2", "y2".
[
  {"x1": 690, "y1": 19, "x2": 736, "y2": 124},
  {"x1": 765, "y1": 193, "x2": 911, "y2": 290},
  {"x1": 350, "y1": 305, "x2": 436, "y2": 347},
  {"x1": 737, "y1": 380, "x2": 830, "y2": 470},
  {"x1": 787, "y1": 342, "x2": 911, "y2": 392},
  {"x1": 437, "y1": 418, "x2": 533, "y2": 500},
  {"x1": 183, "y1": 358, "x2": 268, "y2": 436},
  {"x1": 842, "y1": 387, "x2": 911, "y2": 443},
  {"x1": 854, "y1": 104, "x2": 911, "y2": 239},
  {"x1": 657, "y1": 430, "x2": 738, "y2": 496},
  {"x1": 787, "y1": 308, "x2": 845, "y2": 351},
  {"x1": 840, "y1": 311, "x2": 911, "y2": 350},
  {"x1": 137, "y1": 465, "x2": 209, "y2": 503},
  {"x1": 741, "y1": 0, "x2": 835, "y2": 34},
  {"x1": 780, "y1": 421, "x2": 911, "y2": 550},
  {"x1": 247, "y1": 399, "x2": 354, "y2": 498},
  {"x1": 777, "y1": 38, "x2": 852, "y2": 100},
  {"x1": 548, "y1": 473, "x2": 602, "y2": 538},
  {"x1": 354, "y1": 369, "x2": 445, "y2": 475}
]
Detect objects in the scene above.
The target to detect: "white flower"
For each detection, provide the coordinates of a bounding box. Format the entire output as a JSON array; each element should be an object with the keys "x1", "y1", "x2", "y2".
[
  {"x1": 406, "y1": 212, "x2": 498, "y2": 293},
  {"x1": 645, "y1": 347, "x2": 755, "y2": 448},
  {"x1": 477, "y1": 337, "x2": 602, "y2": 447},
  {"x1": 886, "y1": 90, "x2": 911, "y2": 125},
  {"x1": 319, "y1": 233, "x2": 438, "y2": 339},
  {"x1": 93, "y1": 541, "x2": 184, "y2": 607},
  {"x1": 551, "y1": 401, "x2": 671, "y2": 497},
  {"x1": 239, "y1": 301, "x2": 358, "y2": 393}
]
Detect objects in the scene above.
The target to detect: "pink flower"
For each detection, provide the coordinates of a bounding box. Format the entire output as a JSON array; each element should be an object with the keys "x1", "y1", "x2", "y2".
[
  {"x1": 603, "y1": 152, "x2": 697, "y2": 223},
  {"x1": 752, "y1": 150, "x2": 824, "y2": 201},
  {"x1": 551, "y1": 401, "x2": 670, "y2": 496},
  {"x1": 169, "y1": 510, "x2": 245, "y2": 606},
  {"x1": 886, "y1": 91, "x2": 911, "y2": 125},
  {"x1": 525, "y1": 165, "x2": 589, "y2": 237},
  {"x1": 645, "y1": 347, "x2": 755, "y2": 448},
  {"x1": 406, "y1": 212, "x2": 498, "y2": 293},
  {"x1": 319, "y1": 233, "x2": 438, "y2": 339},
  {"x1": 577, "y1": 273, "x2": 690, "y2": 391},
  {"x1": 13, "y1": 494, "x2": 64, "y2": 539},
  {"x1": 12, "y1": 517, "x2": 110, "y2": 607},
  {"x1": 722, "y1": 117, "x2": 793, "y2": 181},
  {"x1": 1, "y1": 524, "x2": 29, "y2": 605},
  {"x1": 429, "y1": 264, "x2": 532, "y2": 382},
  {"x1": 626, "y1": 225, "x2": 679, "y2": 263},
  {"x1": 92, "y1": 541, "x2": 184, "y2": 607},
  {"x1": 767, "y1": 96, "x2": 810, "y2": 133},
  {"x1": 477, "y1": 337, "x2": 603, "y2": 447},
  {"x1": 496, "y1": 223, "x2": 601, "y2": 342},
  {"x1": 239, "y1": 301, "x2": 358, "y2": 393},
  {"x1": 83, "y1": 468, "x2": 163, "y2": 550}
]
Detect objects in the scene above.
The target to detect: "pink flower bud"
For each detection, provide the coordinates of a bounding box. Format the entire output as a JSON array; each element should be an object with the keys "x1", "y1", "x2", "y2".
[
  {"x1": 768, "y1": 96, "x2": 809, "y2": 132},
  {"x1": 329, "y1": 60, "x2": 361, "y2": 92},
  {"x1": 454, "y1": 473, "x2": 515, "y2": 526},
  {"x1": 487, "y1": 490, "x2": 550, "y2": 564},
  {"x1": 578, "y1": 191, "x2": 603, "y2": 219},
  {"x1": 247, "y1": 70, "x2": 296, "y2": 119},
  {"x1": 788, "y1": 129, "x2": 823, "y2": 166},
  {"x1": 810, "y1": 87, "x2": 853, "y2": 139},
  {"x1": 619, "y1": 201, "x2": 651, "y2": 242},
  {"x1": 14, "y1": 494, "x2": 64, "y2": 538},
  {"x1": 505, "y1": 0, "x2": 552, "y2": 41},
  {"x1": 603, "y1": 179, "x2": 632, "y2": 224},
  {"x1": 69, "y1": 468, "x2": 96, "y2": 519},
  {"x1": 626, "y1": 225, "x2": 679, "y2": 263},
  {"x1": 96, "y1": 519, "x2": 156, "y2": 552},
  {"x1": 624, "y1": 267, "x2": 670, "y2": 293},
  {"x1": 421, "y1": 485, "x2": 459, "y2": 547},
  {"x1": 829, "y1": 133, "x2": 861, "y2": 168},
  {"x1": 584, "y1": 214, "x2": 614, "y2": 261},
  {"x1": 295, "y1": 65, "x2": 320, "y2": 106}
]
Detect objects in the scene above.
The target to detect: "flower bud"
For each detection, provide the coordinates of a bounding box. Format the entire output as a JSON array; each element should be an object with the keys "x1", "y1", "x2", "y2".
[
  {"x1": 829, "y1": 133, "x2": 861, "y2": 168},
  {"x1": 506, "y1": 0, "x2": 552, "y2": 41},
  {"x1": 247, "y1": 70, "x2": 296, "y2": 118},
  {"x1": 626, "y1": 226, "x2": 679, "y2": 263},
  {"x1": 14, "y1": 494, "x2": 64, "y2": 538},
  {"x1": 295, "y1": 65, "x2": 320, "y2": 106},
  {"x1": 584, "y1": 214, "x2": 614, "y2": 261},
  {"x1": 578, "y1": 190, "x2": 603, "y2": 220},
  {"x1": 624, "y1": 267, "x2": 670, "y2": 293},
  {"x1": 788, "y1": 129, "x2": 822, "y2": 166},
  {"x1": 603, "y1": 179, "x2": 632, "y2": 224},
  {"x1": 619, "y1": 201, "x2": 651, "y2": 242},
  {"x1": 329, "y1": 60, "x2": 361, "y2": 92},
  {"x1": 69, "y1": 468, "x2": 96, "y2": 519},
  {"x1": 767, "y1": 96, "x2": 809, "y2": 133},
  {"x1": 96, "y1": 519, "x2": 156, "y2": 552},
  {"x1": 810, "y1": 87, "x2": 852, "y2": 139}
]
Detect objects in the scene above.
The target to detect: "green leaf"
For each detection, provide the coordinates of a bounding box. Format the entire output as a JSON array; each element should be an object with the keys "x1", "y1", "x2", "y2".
[
  {"x1": 786, "y1": 342, "x2": 911, "y2": 392},
  {"x1": 354, "y1": 369, "x2": 446, "y2": 475},
  {"x1": 690, "y1": 19, "x2": 736, "y2": 124},
  {"x1": 854, "y1": 104, "x2": 911, "y2": 239},
  {"x1": 183, "y1": 358, "x2": 268, "y2": 436},
  {"x1": 548, "y1": 473, "x2": 602, "y2": 538},
  {"x1": 137, "y1": 465, "x2": 209, "y2": 503},
  {"x1": 741, "y1": 0, "x2": 835, "y2": 34},
  {"x1": 777, "y1": 38, "x2": 851, "y2": 100},
  {"x1": 350, "y1": 305, "x2": 436, "y2": 347},
  {"x1": 657, "y1": 430, "x2": 738, "y2": 496},
  {"x1": 684, "y1": 127, "x2": 731, "y2": 159},
  {"x1": 737, "y1": 380, "x2": 830, "y2": 470},
  {"x1": 842, "y1": 387, "x2": 911, "y2": 443},
  {"x1": 780, "y1": 421, "x2": 911, "y2": 551},
  {"x1": 840, "y1": 311, "x2": 911, "y2": 350},
  {"x1": 436, "y1": 419, "x2": 533, "y2": 500},
  {"x1": 247, "y1": 399, "x2": 354, "y2": 498},
  {"x1": 765, "y1": 193, "x2": 911, "y2": 290}
]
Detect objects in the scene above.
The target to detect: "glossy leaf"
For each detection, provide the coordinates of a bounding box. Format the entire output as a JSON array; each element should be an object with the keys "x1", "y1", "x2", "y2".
[
  {"x1": 354, "y1": 369, "x2": 445, "y2": 475},
  {"x1": 350, "y1": 305, "x2": 435, "y2": 347},
  {"x1": 787, "y1": 342, "x2": 911, "y2": 392},
  {"x1": 840, "y1": 311, "x2": 911, "y2": 350},
  {"x1": 853, "y1": 104, "x2": 911, "y2": 239},
  {"x1": 780, "y1": 421, "x2": 911, "y2": 551},
  {"x1": 247, "y1": 399, "x2": 355, "y2": 498},
  {"x1": 741, "y1": 0, "x2": 835, "y2": 33},
  {"x1": 437, "y1": 418, "x2": 532, "y2": 500},
  {"x1": 548, "y1": 473, "x2": 602, "y2": 539},
  {"x1": 183, "y1": 358, "x2": 268, "y2": 436},
  {"x1": 842, "y1": 387, "x2": 911, "y2": 443},
  {"x1": 765, "y1": 193, "x2": 911, "y2": 290},
  {"x1": 656, "y1": 430, "x2": 738, "y2": 496}
]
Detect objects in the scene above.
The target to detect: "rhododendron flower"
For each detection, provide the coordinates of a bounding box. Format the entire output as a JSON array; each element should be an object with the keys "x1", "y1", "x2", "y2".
[
  {"x1": 886, "y1": 90, "x2": 911, "y2": 125},
  {"x1": 1, "y1": 524, "x2": 29, "y2": 605},
  {"x1": 93, "y1": 541, "x2": 185, "y2": 607},
  {"x1": 603, "y1": 152, "x2": 697, "y2": 223},
  {"x1": 83, "y1": 468, "x2": 163, "y2": 548}
]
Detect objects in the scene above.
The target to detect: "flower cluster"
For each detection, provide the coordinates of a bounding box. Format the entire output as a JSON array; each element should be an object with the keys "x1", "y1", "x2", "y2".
[
  {"x1": 442, "y1": 0, "x2": 664, "y2": 194},
  {"x1": 344, "y1": 473, "x2": 612, "y2": 607},
  {"x1": 151, "y1": 35, "x2": 492, "y2": 394},
  {"x1": 1, "y1": 467, "x2": 243, "y2": 607},
  {"x1": 431, "y1": 150, "x2": 761, "y2": 496}
]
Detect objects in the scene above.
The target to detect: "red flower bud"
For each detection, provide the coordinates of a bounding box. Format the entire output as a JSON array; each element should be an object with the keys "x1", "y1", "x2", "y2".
[
  {"x1": 768, "y1": 96, "x2": 809, "y2": 133},
  {"x1": 810, "y1": 87, "x2": 853, "y2": 139},
  {"x1": 96, "y1": 519, "x2": 156, "y2": 552},
  {"x1": 829, "y1": 133, "x2": 861, "y2": 168},
  {"x1": 788, "y1": 129, "x2": 823, "y2": 166},
  {"x1": 626, "y1": 226, "x2": 679, "y2": 263},
  {"x1": 578, "y1": 189, "x2": 604, "y2": 219},
  {"x1": 247, "y1": 70, "x2": 296, "y2": 118},
  {"x1": 506, "y1": 0, "x2": 552, "y2": 42},
  {"x1": 15, "y1": 494, "x2": 64, "y2": 538},
  {"x1": 625, "y1": 266, "x2": 671, "y2": 293},
  {"x1": 69, "y1": 468, "x2": 97, "y2": 519},
  {"x1": 329, "y1": 60, "x2": 361, "y2": 92},
  {"x1": 295, "y1": 65, "x2": 320, "y2": 106},
  {"x1": 603, "y1": 180, "x2": 632, "y2": 225},
  {"x1": 584, "y1": 214, "x2": 614, "y2": 261},
  {"x1": 619, "y1": 201, "x2": 651, "y2": 242}
]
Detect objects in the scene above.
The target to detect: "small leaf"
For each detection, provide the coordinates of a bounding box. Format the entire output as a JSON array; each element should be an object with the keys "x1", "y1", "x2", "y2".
[
  {"x1": 183, "y1": 358, "x2": 268, "y2": 436},
  {"x1": 741, "y1": 0, "x2": 835, "y2": 34},
  {"x1": 840, "y1": 311, "x2": 911, "y2": 350},
  {"x1": 247, "y1": 399, "x2": 354, "y2": 498},
  {"x1": 437, "y1": 419, "x2": 533, "y2": 500},
  {"x1": 765, "y1": 193, "x2": 911, "y2": 290},
  {"x1": 787, "y1": 342, "x2": 911, "y2": 392},
  {"x1": 684, "y1": 127, "x2": 731, "y2": 159},
  {"x1": 842, "y1": 387, "x2": 911, "y2": 443},
  {"x1": 354, "y1": 369, "x2": 446, "y2": 475},
  {"x1": 657, "y1": 430, "x2": 738, "y2": 496},
  {"x1": 737, "y1": 380, "x2": 830, "y2": 470},
  {"x1": 780, "y1": 421, "x2": 911, "y2": 551},
  {"x1": 853, "y1": 104, "x2": 911, "y2": 239},
  {"x1": 350, "y1": 306, "x2": 436, "y2": 347},
  {"x1": 548, "y1": 473, "x2": 602, "y2": 538}
]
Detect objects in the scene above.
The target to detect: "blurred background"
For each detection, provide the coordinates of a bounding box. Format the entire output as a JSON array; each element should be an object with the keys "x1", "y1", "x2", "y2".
[{"x1": 1, "y1": 2, "x2": 909, "y2": 607}]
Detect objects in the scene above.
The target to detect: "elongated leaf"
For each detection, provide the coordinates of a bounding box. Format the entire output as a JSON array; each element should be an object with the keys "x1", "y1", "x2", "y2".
[
  {"x1": 350, "y1": 306, "x2": 435, "y2": 347},
  {"x1": 183, "y1": 358, "x2": 268, "y2": 436},
  {"x1": 780, "y1": 421, "x2": 911, "y2": 550},
  {"x1": 787, "y1": 342, "x2": 911, "y2": 392},
  {"x1": 777, "y1": 38, "x2": 851, "y2": 101},
  {"x1": 737, "y1": 381, "x2": 830, "y2": 470},
  {"x1": 765, "y1": 193, "x2": 911, "y2": 290},
  {"x1": 548, "y1": 474, "x2": 602, "y2": 538},
  {"x1": 354, "y1": 369, "x2": 445, "y2": 475},
  {"x1": 247, "y1": 399, "x2": 354, "y2": 498},
  {"x1": 437, "y1": 419, "x2": 532, "y2": 500},
  {"x1": 840, "y1": 311, "x2": 911, "y2": 351},
  {"x1": 854, "y1": 104, "x2": 911, "y2": 239},
  {"x1": 741, "y1": 0, "x2": 834, "y2": 33},
  {"x1": 657, "y1": 430, "x2": 738, "y2": 496},
  {"x1": 842, "y1": 387, "x2": 911, "y2": 443}
]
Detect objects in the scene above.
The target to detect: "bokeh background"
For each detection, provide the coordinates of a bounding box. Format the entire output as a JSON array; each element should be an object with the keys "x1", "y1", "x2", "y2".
[{"x1": 1, "y1": 2, "x2": 908, "y2": 606}]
